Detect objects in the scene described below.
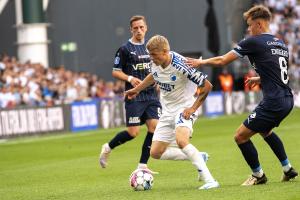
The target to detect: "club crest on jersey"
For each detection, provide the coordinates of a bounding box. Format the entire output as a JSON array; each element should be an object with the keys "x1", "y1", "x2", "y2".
[
  {"x1": 114, "y1": 56, "x2": 120, "y2": 65},
  {"x1": 170, "y1": 74, "x2": 177, "y2": 81}
]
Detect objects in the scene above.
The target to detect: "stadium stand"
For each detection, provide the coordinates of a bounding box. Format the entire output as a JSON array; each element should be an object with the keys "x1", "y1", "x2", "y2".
[{"x1": 0, "y1": 54, "x2": 124, "y2": 109}]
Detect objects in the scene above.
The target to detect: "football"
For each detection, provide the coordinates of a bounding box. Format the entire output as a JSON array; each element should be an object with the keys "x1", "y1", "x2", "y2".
[{"x1": 129, "y1": 169, "x2": 154, "y2": 191}]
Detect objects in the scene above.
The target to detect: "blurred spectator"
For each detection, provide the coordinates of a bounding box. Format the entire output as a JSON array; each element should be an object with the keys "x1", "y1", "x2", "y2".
[{"x1": 218, "y1": 68, "x2": 234, "y2": 92}]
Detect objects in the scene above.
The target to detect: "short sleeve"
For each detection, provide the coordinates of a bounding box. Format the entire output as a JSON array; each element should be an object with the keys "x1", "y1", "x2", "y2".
[
  {"x1": 113, "y1": 47, "x2": 126, "y2": 71},
  {"x1": 233, "y1": 37, "x2": 255, "y2": 58}
]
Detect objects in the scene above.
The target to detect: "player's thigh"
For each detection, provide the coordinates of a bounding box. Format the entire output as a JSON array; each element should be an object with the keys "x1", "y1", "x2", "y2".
[
  {"x1": 234, "y1": 123, "x2": 256, "y2": 144},
  {"x1": 152, "y1": 116, "x2": 175, "y2": 144},
  {"x1": 175, "y1": 126, "x2": 191, "y2": 149},
  {"x1": 150, "y1": 141, "x2": 170, "y2": 159},
  {"x1": 174, "y1": 112, "x2": 196, "y2": 136}
]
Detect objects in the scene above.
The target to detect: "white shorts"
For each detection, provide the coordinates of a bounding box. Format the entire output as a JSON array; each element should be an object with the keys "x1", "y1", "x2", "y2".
[{"x1": 152, "y1": 110, "x2": 198, "y2": 144}]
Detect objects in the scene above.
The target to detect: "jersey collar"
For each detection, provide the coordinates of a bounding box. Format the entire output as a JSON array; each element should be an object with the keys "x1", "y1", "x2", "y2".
[{"x1": 129, "y1": 38, "x2": 145, "y2": 45}]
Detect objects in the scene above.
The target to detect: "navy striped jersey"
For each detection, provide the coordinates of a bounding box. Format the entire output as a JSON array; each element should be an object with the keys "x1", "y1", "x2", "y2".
[
  {"x1": 113, "y1": 39, "x2": 158, "y2": 102},
  {"x1": 233, "y1": 34, "x2": 293, "y2": 99}
]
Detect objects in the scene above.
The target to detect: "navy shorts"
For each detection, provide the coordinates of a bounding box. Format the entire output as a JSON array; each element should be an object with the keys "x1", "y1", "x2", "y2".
[
  {"x1": 243, "y1": 96, "x2": 294, "y2": 133},
  {"x1": 125, "y1": 100, "x2": 161, "y2": 127}
]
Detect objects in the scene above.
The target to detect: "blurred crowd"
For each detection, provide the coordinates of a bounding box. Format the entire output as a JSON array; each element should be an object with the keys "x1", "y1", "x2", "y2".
[{"x1": 0, "y1": 54, "x2": 124, "y2": 108}]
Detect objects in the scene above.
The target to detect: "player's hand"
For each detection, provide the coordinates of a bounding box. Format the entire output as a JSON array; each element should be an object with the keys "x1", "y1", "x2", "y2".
[
  {"x1": 182, "y1": 107, "x2": 196, "y2": 120},
  {"x1": 129, "y1": 77, "x2": 142, "y2": 87},
  {"x1": 125, "y1": 88, "x2": 139, "y2": 100},
  {"x1": 185, "y1": 57, "x2": 202, "y2": 68},
  {"x1": 245, "y1": 77, "x2": 260, "y2": 89}
]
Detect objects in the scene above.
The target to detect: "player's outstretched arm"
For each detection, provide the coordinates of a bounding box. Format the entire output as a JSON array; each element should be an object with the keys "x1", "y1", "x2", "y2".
[
  {"x1": 182, "y1": 79, "x2": 213, "y2": 119},
  {"x1": 185, "y1": 51, "x2": 238, "y2": 68},
  {"x1": 125, "y1": 74, "x2": 155, "y2": 100},
  {"x1": 112, "y1": 70, "x2": 142, "y2": 87}
]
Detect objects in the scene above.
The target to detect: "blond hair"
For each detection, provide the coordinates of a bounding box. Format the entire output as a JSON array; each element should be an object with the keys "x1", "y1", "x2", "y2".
[
  {"x1": 243, "y1": 5, "x2": 272, "y2": 21},
  {"x1": 146, "y1": 35, "x2": 170, "y2": 52},
  {"x1": 130, "y1": 15, "x2": 147, "y2": 27}
]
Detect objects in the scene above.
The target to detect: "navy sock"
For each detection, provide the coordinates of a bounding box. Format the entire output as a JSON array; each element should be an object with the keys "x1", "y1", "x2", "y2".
[
  {"x1": 108, "y1": 130, "x2": 134, "y2": 149},
  {"x1": 238, "y1": 140, "x2": 261, "y2": 171},
  {"x1": 264, "y1": 132, "x2": 288, "y2": 163},
  {"x1": 139, "y1": 132, "x2": 153, "y2": 164}
]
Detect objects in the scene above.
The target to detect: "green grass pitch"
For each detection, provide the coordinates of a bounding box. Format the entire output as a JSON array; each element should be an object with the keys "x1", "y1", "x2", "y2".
[{"x1": 0, "y1": 109, "x2": 299, "y2": 200}]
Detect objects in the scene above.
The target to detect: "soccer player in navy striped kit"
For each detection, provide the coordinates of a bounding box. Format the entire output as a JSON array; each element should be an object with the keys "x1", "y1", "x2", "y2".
[
  {"x1": 186, "y1": 5, "x2": 298, "y2": 186},
  {"x1": 99, "y1": 15, "x2": 161, "y2": 173}
]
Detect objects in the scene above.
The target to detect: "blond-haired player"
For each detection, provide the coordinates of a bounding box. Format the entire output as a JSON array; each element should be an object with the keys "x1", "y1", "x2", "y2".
[{"x1": 126, "y1": 35, "x2": 219, "y2": 190}]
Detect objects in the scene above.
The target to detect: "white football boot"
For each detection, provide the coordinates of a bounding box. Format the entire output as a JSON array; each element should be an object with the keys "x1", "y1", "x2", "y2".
[
  {"x1": 199, "y1": 180, "x2": 220, "y2": 190},
  {"x1": 99, "y1": 143, "x2": 111, "y2": 168}
]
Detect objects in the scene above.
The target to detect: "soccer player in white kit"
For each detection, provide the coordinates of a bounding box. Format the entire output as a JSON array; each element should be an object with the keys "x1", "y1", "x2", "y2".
[{"x1": 126, "y1": 35, "x2": 219, "y2": 190}]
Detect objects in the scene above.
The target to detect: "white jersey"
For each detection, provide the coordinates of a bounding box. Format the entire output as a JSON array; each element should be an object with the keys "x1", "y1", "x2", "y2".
[{"x1": 151, "y1": 51, "x2": 207, "y2": 114}]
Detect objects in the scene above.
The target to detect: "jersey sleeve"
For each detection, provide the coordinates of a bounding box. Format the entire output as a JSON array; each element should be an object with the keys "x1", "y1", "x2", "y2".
[
  {"x1": 176, "y1": 63, "x2": 207, "y2": 87},
  {"x1": 187, "y1": 68, "x2": 207, "y2": 87},
  {"x1": 172, "y1": 52, "x2": 207, "y2": 87},
  {"x1": 112, "y1": 47, "x2": 126, "y2": 71},
  {"x1": 232, "y1": 37, "x2": 255, "y2": 58}
]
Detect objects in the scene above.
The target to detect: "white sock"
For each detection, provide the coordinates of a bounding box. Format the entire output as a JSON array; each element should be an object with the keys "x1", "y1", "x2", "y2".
[
  {"x1": 105, "y1": 143, "x2": 111, "y2": 152},
  {"x1": 138, "y1": 163, "x2": 147, "y2": 169},
  {"x1": 283, "y1": 163, "x2": 292, "y2": 172},
  {"x1": 182, "y1": 144, "x2": 215, "y2": 183},
  {"x1": 252, "y1": 169, "x2": 264, "y2": 178},
  {"x1": 160, "y1": 147, "x2": 188, "y2": 160}
]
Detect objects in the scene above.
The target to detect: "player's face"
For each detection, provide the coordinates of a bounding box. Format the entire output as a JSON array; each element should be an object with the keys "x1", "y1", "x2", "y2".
[
  {"x1": 149, "y1": 50, "x2": 169, "y2": 67},
  {"x1": 130, "y1": 20, "x2": 147, "y2": 42},
  {"x1": 247, "y1": 18, "x2": 261, "y2": 36}
]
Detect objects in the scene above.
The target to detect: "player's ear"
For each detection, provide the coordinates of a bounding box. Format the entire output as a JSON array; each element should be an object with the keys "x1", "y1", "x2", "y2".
[
  {"x1": 257, "y1": 20, "x2": 263, "y2": 29},
  {"x1": 130, "y1": 27, "x2": 133, "y2": 34}
]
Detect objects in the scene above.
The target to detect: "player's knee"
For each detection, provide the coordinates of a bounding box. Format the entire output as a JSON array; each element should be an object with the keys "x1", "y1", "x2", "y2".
[
  {"x1": 150, "y1": 149, "x2": 162, "y2": 159},
  {"x1": 127, "y1": 131, "x2": 139, "y2": 137},
  {"x1": 234, "y1": 132, "x2": 247, "y2": 144},
  {"x1": 176, "y1": 140, "x2": 189, "y2": 149}
]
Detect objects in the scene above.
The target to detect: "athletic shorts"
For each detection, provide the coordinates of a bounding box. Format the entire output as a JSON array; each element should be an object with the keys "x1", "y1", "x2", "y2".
[
  {"x1": 243, "y1": 96, "x2": 294, "y2": 133},
  {"x1": 125, "y1": 99, "x2": 161, "y2": 127},
  {"x1": 153, "y1": 110, "x2": 198, "y2": 144}
]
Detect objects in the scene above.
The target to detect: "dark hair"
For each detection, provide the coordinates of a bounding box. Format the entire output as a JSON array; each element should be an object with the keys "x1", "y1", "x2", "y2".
[
  {"x1": 129, "y1": 15, "x2": 146, "y2": 27},
  {"x1": 243, "y1": 5, "x2": 272, "y2": 21}
]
